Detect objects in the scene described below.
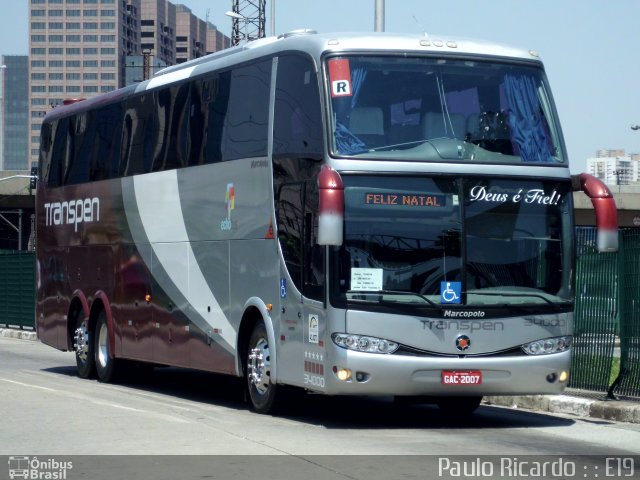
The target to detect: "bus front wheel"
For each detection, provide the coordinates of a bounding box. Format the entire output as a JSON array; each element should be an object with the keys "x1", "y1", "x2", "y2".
[{"x1": 246, "y1": 321, "x2": 281, "y2": 414}]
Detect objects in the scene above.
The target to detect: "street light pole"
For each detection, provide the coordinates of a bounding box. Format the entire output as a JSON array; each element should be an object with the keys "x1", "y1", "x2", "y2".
[
  {"x1": 225, "y1": 10, "x2": 247, "y2": 46},
  {"x1": 374, "y1": 0, "x2": 385, "y2": 32}
]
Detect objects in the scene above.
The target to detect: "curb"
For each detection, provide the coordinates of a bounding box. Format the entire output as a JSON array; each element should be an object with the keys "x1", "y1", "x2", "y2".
[
  {"x1": 484, "y1": 394, "x2": 640, "y2": 424},
  {"x1": 0, "y1": 328, "x2": 38, "y2": 341}
]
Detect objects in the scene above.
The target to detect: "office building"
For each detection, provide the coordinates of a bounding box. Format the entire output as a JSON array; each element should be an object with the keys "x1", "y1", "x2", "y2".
[
  {"x1": 1, "y1": 55, "x2": 29, "y2": 170},
  {"x1": 28, "y1": 0, "x2": 230, "y2": 166}
]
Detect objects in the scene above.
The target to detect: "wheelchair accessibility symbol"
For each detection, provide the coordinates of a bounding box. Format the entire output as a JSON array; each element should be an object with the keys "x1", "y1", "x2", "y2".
[{"x1": 440, "y1": 281, "x2": 461, "y2": 304}]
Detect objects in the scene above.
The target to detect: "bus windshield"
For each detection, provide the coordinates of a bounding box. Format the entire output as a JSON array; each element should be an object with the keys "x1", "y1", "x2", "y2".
[
  {"x1": 327, "y1": 55, "x2": 565, "y2": 164},
  {"x1": 331, "y1": 175, "x2": 574, "y2": 309}
]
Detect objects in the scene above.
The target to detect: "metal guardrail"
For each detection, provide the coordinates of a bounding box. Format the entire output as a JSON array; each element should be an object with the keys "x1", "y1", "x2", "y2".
[{"x1": 0, "y1": 250, "x2": 35, "y2": 329}]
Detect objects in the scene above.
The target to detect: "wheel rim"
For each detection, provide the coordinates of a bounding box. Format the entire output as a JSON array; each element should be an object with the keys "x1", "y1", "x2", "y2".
[
  {"x1": 97, "y1": 321, "x2": 109, "y2": 369},
  {"x1": 73, "y1": 320, "x2": 89, "y2": 363},
  {"x1": 248, "y1": 336, "x2": 271, "y2": 396}
]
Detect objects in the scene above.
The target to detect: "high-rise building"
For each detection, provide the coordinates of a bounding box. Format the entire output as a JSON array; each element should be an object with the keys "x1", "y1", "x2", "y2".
[
  {"x1": 587, "y1": 149, "x2": 640, "y2": 186},
  {"x1": 28, "y1": 0, "x2": 142, "y2": 166},
  {"x1": 1, "y1": 55, "x2": 29, "y2": 170},
  {"x1": 28, "y1": 0, "x2": 230, "y2": 166},
  {"x1": 140, "y1": 0, "x2": 176, "y2": 66},
  {"x1": 206, "y1": 22, "x2": 231, "y2": 54},
  {"x1": 175, "y1": 4, "x2": 206, "y2": 64}
]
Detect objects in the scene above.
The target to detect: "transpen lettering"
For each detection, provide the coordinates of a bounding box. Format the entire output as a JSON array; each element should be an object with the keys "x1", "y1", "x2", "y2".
[{"x1": 43, "y1": 197, "x2": 100, "y2": 232}]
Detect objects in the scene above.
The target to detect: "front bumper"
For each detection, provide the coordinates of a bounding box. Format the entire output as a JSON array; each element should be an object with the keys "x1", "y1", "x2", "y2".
[{"x1": 322, "y1": 346, "x2": 571, "y2": 396}]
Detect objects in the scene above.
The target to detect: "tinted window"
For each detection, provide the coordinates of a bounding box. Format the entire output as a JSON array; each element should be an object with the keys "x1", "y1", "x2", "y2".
[
  {"x1": 220, "y1": 60, "x2": 271, "y2": 161},
  {"x1": 203, "y1": 73, "x2": 230, "y2": 164},
  {"x1": 64, "y1": 112, "x2": 92, "y2": 185},
  {"x1": 274, "y1": 158, "x2": 324, "y2": 301},
  {"x1": 187, "y1": 79, "x2": 207, "y2": 166},
  {"x1": 152, "y1": 83, "x2": 190, "y2": 171},
  {"x1": 121, "y1": 93, "x2": 156, "y2": 176},
  {"x1": 48, "y1": 117, "x2": 69, "y2": 187},
  {"x1": 274, "y1": 54, "x2": 323, "y2": 158},
  {"x1": 91, "y1": 103, "x2": 122, "y2": 180}
]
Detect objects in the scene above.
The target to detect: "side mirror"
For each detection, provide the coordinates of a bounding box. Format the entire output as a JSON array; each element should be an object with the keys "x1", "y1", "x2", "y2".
[
  {"x1": 572, "y1": 173, "x2": 618, "y2": 252},
  {"x1": 317, "y1": 165, "x2": 344, "y2": 246}
]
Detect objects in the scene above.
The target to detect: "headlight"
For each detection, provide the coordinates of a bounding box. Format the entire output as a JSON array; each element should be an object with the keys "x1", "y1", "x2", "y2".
[
  {"x1": 521, "y1": 336, "x2": 572, "y2": 355},
  {"x1": 332, "y1": 333, "x2": 399, "y2": 354}
]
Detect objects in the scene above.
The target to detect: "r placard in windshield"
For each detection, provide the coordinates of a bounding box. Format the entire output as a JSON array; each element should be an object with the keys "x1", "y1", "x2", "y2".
[{"x1": 327, "y1": 56, "x2": 565, "y2": 164}]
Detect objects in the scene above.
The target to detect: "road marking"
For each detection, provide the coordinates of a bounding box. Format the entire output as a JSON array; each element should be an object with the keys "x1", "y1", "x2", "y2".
[{"x1": 0, "y1": 377, "x2": 57, "y2": 392}]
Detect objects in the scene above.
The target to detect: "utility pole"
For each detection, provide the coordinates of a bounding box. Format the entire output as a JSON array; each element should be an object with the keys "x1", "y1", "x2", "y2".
[
  {"x1": 142, "y1": 49, "x2": 151, "y2": 81},
  {"x1": 374, "y1": 0, "x2": 385, "y2": 32},
  {"x1": 229, "y1": 0, "x2": 266, "y2": 46}
]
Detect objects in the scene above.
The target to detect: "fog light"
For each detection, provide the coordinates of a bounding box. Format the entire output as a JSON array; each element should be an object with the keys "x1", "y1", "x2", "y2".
[
  {"x1": 559, "y1": 370, "x2": 569, "y2": 382},
  {"x1": 546, "y1": 373, "x2": 557, "y2": 383},
  {"x1": 334, "y1": 367, "x2": 352, "y2": 381}
]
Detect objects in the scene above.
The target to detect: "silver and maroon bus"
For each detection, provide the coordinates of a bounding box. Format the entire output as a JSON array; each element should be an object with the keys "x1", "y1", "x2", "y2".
[{"x1": 36, "y1": 31, "x2": 617, "y2": 414}]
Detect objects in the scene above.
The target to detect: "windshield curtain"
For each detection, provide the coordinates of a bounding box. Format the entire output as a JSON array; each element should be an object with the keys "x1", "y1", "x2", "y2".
[
  {"x1": 326, "y1": 55, "x2": 566, "y2": 164},
  {"x1": 331, "y1": 176, "x2": 573, "y2": 309}
]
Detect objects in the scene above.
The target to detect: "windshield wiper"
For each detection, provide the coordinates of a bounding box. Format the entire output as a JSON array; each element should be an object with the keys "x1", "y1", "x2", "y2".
[
  {"x1": 467, "y1": 290, "x2": 560, "y2": 308},
  {"x1": 347, "y1": 289, "x2": 441, "y2": 308}
]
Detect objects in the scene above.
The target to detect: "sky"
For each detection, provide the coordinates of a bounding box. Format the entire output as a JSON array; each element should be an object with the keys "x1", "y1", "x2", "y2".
[{"x1": 3, "y1": 0, "x2": 640, "y2": 173}]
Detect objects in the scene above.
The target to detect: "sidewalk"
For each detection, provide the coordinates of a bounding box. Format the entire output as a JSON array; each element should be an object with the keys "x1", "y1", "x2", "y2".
[
  {"x1": 2, "y1": 327, "x2": 639, "y2": 424},
  {"x1": 484, "y1": 394, "x2": 640, "y2": 424},
  {"x1": 0, "y1": 327, "x2": 37, "y2": 341}
]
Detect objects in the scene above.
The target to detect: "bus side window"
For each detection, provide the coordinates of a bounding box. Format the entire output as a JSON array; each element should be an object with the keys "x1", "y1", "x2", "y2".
[
  {"x1": 64, "y1": 113, "x2": 92, "y2": 185},
  {"x1": 92, "y1": 102, "x2": 123, "y2": 181},
  {"x1": 221, "y1": 60, "x2": 271, "y2": 161},
  {"x1": 121, "y1": 93, "x2": 155, "y2": 177},
  {"x1": 48, "y1": 117, "x2": 69, "y2": 188},
  {"x1": 188, "y1": 79, "x2": 207, "y2": 167},
  {"x1": 304, "y1": 181, "x2": 324, "y2": 301},
  {"x1": 277, "y1": 182, "x2": 304, "y2": 292},
  {"x1": 273, "y1": 54, "x2": 323, "y2": 158},
  {"x1": 275, "y1": 171, "x2": 324, "y2": 302},
  {"x1": 152, "y1": 83, "x2": 190, "y2": 171},
  {"x1": 39, "y1": 122, "x2": 52, "y2": 186},
  {"x1": 204, "y1": 73, "x2": 229, "y2": 164}
]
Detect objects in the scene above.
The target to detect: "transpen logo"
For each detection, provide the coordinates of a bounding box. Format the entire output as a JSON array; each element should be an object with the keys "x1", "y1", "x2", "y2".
[{"x1": 221, "y1": 183, "x2": 235, "y2": 231}]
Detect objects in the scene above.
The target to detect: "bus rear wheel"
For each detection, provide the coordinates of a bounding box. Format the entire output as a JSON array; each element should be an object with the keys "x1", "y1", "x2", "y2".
[
  {"x1": 73, "y1": 311, "x2": 95, "y2": 379},
  {"x1": 246, "y1": 321, "x2": 281, "y2": 414},
  {"x1": 94, "y1": 311, "x2": 119, "y2": 383},
  {"x1": 436, "y1": 396, "x2": 483, "y2": 415}
]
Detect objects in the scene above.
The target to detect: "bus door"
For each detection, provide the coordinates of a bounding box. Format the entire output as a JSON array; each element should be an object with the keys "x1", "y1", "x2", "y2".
[{"x1": 276, "y1": 179, "x2": 327, "y2": 390}]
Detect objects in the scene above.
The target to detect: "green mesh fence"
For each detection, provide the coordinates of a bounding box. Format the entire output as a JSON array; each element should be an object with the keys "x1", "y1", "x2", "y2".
[
  {"x1": 570, "y1": 227, "x2": 619, "y2": 394},
  {"x1": 0, "y1": 250, "x2": 35, "y2": 329},
  {"x1": 616, "y1": 229, "x2": 640, "y2": 398}
]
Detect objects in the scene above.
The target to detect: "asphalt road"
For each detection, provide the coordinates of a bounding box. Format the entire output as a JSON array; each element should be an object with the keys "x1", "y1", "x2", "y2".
[{"x1": 1, "y1": 336, "x2": 639, "y2": 479}]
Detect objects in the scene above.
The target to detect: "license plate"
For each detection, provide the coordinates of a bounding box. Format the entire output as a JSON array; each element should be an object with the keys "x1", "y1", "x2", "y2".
[{"x1": 441, "y1": 370, "x2": 482, "y2": 385}]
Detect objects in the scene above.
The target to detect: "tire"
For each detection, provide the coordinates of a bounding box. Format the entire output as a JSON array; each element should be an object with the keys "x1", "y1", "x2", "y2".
[
  {"x1": 436, "y1": 396, "x2": 483, "y2": 415},
  {"x1": 73, "y1": 310, "x2": 95, "y2": 379},
  {"x1": 94, "y1": 311, "x2": 119, "y2": 383},
  {"x1": 246, "y1": 321, "x2": 282, "y2": 414}
]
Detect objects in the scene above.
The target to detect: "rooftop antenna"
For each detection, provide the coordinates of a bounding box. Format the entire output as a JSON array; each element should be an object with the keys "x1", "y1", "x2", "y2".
[{"x1": 412, "y1": 14, "x2": 429, "y2": 38}]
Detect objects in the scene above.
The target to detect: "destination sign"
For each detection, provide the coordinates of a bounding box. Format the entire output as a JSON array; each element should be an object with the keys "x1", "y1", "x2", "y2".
[{"x1": 364, "y1": 192, "x2": 446, "y2": 207}]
